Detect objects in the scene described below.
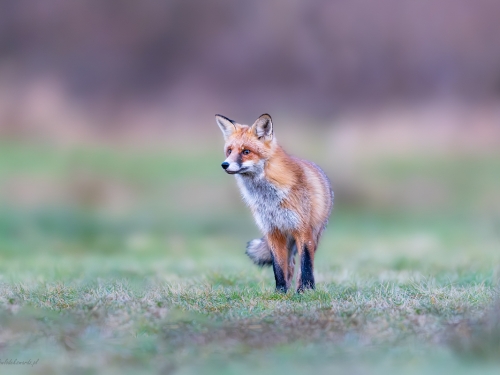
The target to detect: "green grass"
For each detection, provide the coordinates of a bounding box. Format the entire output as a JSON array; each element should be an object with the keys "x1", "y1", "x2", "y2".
[{"x1": 0, "y1": 142, "x2": 499, "y2": 374}]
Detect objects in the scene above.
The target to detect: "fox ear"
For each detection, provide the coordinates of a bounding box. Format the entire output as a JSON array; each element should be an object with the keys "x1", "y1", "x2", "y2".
[
  {"x1": 252, "y1": 114, "x2": 273, "y2": 141},
  {"x1": 215, "y1": 115, "x2": 237, "y2": 140}
]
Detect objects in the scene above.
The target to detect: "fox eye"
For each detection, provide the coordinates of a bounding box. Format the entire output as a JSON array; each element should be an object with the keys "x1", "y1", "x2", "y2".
[
  {"x1": 242, "y1": 149, "x2": 250, "y2": 155},
  {"x1": 226, "y1": 149, "x2": 232, "y2": 155}
]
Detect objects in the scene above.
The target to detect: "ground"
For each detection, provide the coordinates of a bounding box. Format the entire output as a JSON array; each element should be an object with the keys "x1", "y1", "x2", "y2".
[{"x1": 0, "y1": 138, "x2": 499, "y2": 374}]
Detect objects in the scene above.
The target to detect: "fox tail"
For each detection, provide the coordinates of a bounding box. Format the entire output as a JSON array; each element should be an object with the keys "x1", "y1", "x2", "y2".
[{"x1": 245, "y1": 238, "x2": 273, "y2": 266}]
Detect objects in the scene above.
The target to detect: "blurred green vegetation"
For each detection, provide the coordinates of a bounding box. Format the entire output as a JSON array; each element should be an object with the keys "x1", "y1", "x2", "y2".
[{"x1": 0, "y1": 141, "x2": 499, "y2": 374}]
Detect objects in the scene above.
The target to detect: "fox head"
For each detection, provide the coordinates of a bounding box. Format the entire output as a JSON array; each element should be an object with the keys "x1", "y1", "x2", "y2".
[{"x1": 216, "y1": 114, "x2": 275, "y2": 175}]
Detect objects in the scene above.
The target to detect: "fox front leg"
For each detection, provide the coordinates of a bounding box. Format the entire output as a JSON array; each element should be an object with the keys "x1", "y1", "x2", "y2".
[
  {"x1": 267, "y1": 231, "x2": 289, "y2": 293},
  {"x1": 295, "y1": 236, "x2": 316, "y2": 293}
]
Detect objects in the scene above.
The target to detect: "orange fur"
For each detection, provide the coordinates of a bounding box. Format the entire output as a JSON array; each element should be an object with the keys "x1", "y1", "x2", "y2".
[{"x1": 216, "y1": 114, "x2": 333, "y2": 293}]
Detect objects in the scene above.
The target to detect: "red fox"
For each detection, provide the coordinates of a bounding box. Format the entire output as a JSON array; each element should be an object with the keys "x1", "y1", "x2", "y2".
[{"x1": 216, "y1": 114, "x2": 333, "y2": 293}]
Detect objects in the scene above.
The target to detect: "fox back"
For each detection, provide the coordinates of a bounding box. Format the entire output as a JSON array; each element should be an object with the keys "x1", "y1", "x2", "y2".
[{"x1": 216, "y1": 114, "x2": 333, "y2": 293}]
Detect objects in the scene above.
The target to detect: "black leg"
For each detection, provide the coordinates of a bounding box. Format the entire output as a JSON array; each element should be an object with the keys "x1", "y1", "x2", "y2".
[
  {"x1": 297, "y1": 245, "x2": 315, "y2": 293},
  {"x1": 272, "y1": 254, "x2": 288, "y2": 293}
]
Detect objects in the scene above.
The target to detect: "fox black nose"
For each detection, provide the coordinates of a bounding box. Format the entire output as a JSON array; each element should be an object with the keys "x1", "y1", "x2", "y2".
[{"x1": 221, "y1": 162, "x2": 229, "y2": 170}]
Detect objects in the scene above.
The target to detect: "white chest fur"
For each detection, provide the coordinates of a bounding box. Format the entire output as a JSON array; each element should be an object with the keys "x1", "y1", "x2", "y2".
[{"x1": 235, "y1": 174, "x2": 300, "y2": 234}]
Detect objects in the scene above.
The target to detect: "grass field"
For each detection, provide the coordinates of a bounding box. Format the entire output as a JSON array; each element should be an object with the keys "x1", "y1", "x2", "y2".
[{"x1": 0, "y1": 139, "x2": 499, "y2": 374}]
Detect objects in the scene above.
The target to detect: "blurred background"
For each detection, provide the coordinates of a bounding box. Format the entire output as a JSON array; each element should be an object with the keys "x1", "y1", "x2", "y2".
[
  {"x1": 1, "y1": 0, "x2": 500, "y2": 271},
  {"x1": 0, "y1": 0, "x2": 499, "y2": 274},
  {"x1": 2, "y1": 0, "x2": 500, "y2": 138}
]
